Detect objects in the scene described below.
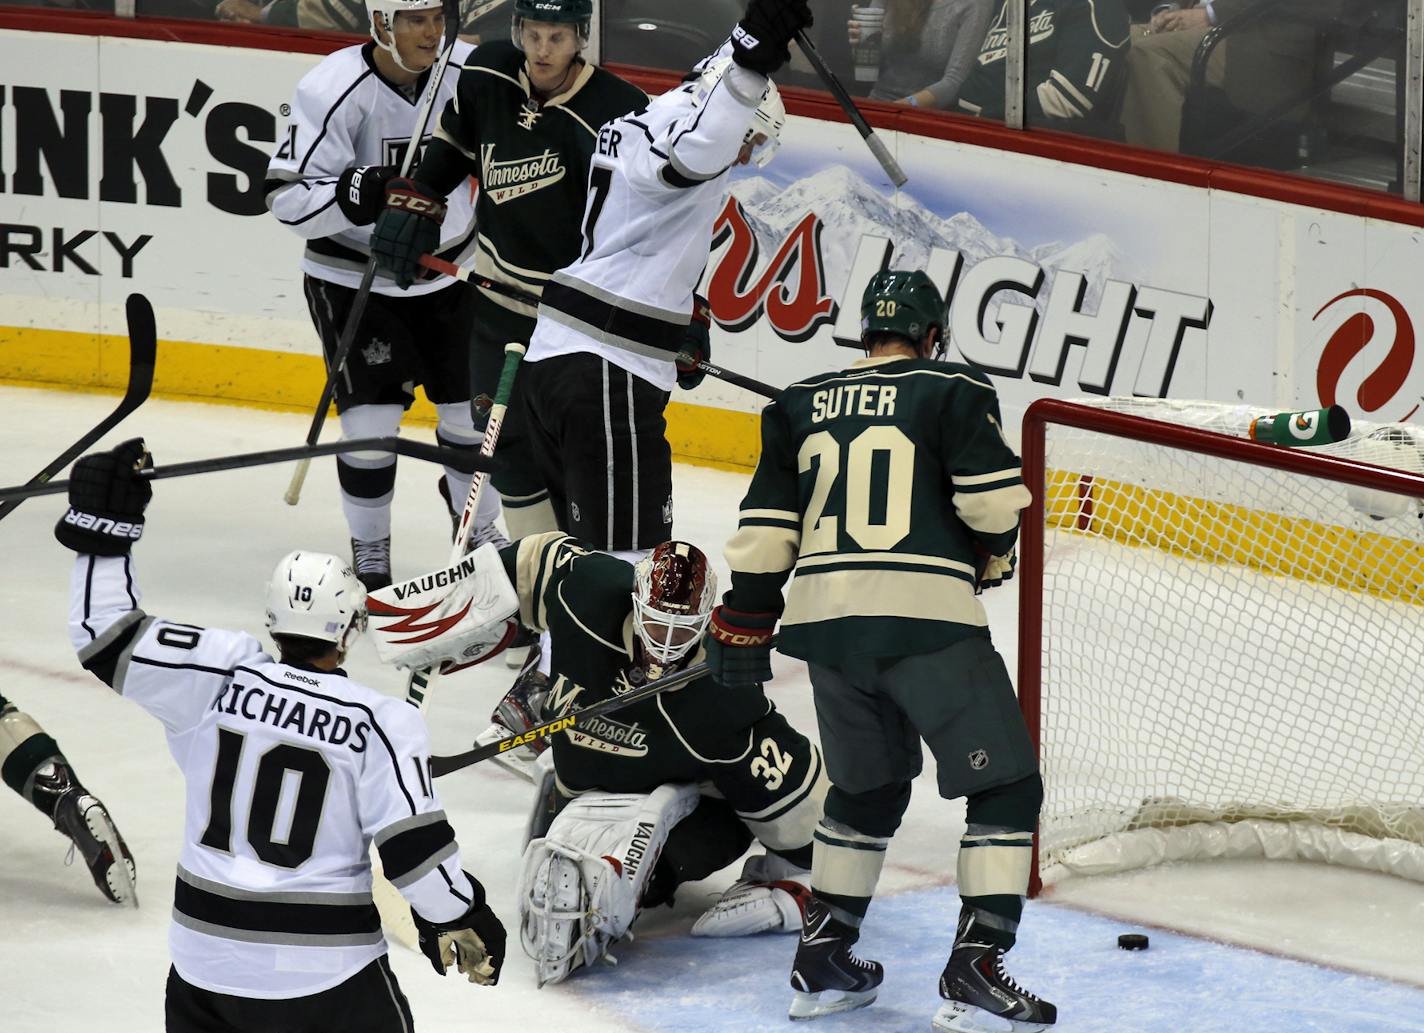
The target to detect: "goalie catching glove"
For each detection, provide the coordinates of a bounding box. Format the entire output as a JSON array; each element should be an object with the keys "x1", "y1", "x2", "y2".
[
  {"x1": 370, "y1": 177, "x2": 446, "y2": 288},
  {"x1": 367, "y1": 543, "x2": 520, "y2": 671},
  {"x1": 413, "y1": 880, "x2": 507, "y2": 986},
  {"x1": 705, "y1": 606, "x2": 776, "y2": 687},
  {"x1": 54, "y1": 438, "x2": 152, "y2": 556}
]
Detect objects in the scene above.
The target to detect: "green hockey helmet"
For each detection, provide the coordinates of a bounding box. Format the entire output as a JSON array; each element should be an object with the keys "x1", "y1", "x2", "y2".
[
  {"x1": 860, "y1": 269, "x2": 946, "y2": 355},
  {"x1": 512, "y1": 0, "x2": 593, "y2": 47}
]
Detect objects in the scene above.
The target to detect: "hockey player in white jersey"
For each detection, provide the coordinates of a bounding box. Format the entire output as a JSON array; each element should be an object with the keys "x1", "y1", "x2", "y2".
[
  {"x1": 55, "y1": 440, "x2": 506, "y2": 1032},
  {"x1": 266, "y1": 0, "x2": 502, "y2": 593},
  {"x1": 518, "y1": 0, "x2": 811, "y2": 557}
]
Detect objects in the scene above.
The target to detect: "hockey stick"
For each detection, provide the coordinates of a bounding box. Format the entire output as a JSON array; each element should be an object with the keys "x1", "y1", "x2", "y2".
[
  {"x1": 416, "y1": 255, "x2": 781, "y2": 400},
  {"x1": 0, "y1": 293, "x2": 156, "y2": 523},
  {"x1": 430, "y1": 659, "x2": 712, "y2": 777},
  {"x1": 402, "y1": 341, "x2": 525, "y2": 710},
  {"x1": 0, "y1": 437, "x2": 492, "y2": 503},
  {"x1": 284, "y1": 0, "x2": 463, "y2": 508},
  {"x1": 794, "y1": 30, "x2": 908, "y2": 188}
]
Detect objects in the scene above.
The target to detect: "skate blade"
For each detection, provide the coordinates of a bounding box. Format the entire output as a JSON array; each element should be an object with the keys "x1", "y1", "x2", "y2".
[
  {"x1": 86, "y1": 807, "x2": 137, "y2": 909},
  {"x1": 932, "y1": 1000, "x2": 1052, "y2": 1033},
  {"x1": 788, "y1": 988, "x2": 877, "y2": 1021}
]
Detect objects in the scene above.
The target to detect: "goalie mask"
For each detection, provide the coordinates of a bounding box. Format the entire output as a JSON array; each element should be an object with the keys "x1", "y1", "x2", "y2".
[
  {"x1": 692, "y1": 56, "x2": 786, "y2": 168},
  {"x1": 631, "y1": 541, "x2": 717, "y2": 668},
  {"x1": 365, "y1": 0, "x2": 444, "y2": 75},
  {"x1": 265, "y1": 550, "x2": 368, "y2": 654}
]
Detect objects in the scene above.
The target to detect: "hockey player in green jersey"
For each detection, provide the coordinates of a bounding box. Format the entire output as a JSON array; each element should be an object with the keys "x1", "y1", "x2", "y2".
[
  {"x1": 470, "y1": 532, "x2": 829, "y2": 985},
  {"x1": 369, "y1": 0, "x2": 647, "y2": 540},
  {"x1": 706, "y1": 271, "x2": 1056, "y2": 1031}
]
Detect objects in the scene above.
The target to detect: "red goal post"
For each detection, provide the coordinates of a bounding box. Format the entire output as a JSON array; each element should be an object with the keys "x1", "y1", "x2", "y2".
[{"x1": 1018, "y1": 397, "x2": 1424, "y2": 897}]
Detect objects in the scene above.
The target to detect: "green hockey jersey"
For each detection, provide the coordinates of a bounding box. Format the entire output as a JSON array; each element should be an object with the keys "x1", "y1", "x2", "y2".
[
  {"x1": 421, "y1": 41, "x2": 646, "y2": 336},
  {"x1": 955, "y1": 0, "x2": 1131, "y2": 123},
  {"x1": 723, "y1": 356, "x2": 1032, "y2": 667},
  {"x1": 501, "y1": 533, "x2": 814, "y2": 797}
]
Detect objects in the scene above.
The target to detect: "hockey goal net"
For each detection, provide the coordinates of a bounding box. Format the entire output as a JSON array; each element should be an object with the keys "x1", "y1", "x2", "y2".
[{"x1": 1019, "y1": 397, "x2": 1424, "y2": 895}]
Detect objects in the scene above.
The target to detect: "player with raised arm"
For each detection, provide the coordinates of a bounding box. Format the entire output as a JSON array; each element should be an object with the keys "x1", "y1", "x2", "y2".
[
  {"x1": 706, "y1": 272, "x2": 1055, "y2": 1032},
  {"x1": 400, "y1": 531, "x2": 830, "y2": 985},
  {"x1": 55, "y1": 439, "x2": 505, "y2": 1032},
  {"x1": 513, "y1": 0, "x2": 810, "y2": 560},
  {"x1": 0, "y1": 694, "x2": 136, "y2": 905},
  {"x1": 266, "y1": 0, "x2": 498, "y2": 593},
  {"x1": 369, "y1": 0, "x2": 647, "y2": 544}
]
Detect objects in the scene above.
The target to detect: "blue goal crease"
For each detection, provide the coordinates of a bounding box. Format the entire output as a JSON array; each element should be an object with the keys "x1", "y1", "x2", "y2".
[{"x1": 562, "y1": 885, "x2": 1424, "y2": 1033}]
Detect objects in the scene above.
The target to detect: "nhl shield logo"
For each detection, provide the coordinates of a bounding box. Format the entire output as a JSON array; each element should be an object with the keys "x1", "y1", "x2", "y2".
[{"x1": 968, "y1": 749, "x2": 989, "y2": 771}]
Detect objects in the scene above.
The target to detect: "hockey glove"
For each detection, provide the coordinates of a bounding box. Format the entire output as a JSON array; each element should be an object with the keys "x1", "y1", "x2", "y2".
[
  {"x1": 973, "y1": 543, "x2": 1017, "y2": 594},
  {"x1": 54, "y1": 438, "x2": 152, "y2": 556},
  {"x1": 370, "y1": 177, "x2": 447, "y2": 289},
  {"x1": 336, "y1": 164, "x2": 398, "y2": 226},
  {"x1": 706, "y1": 606, "x2": 777, "y2": 687},
  {"x1": 414, "y1": 889, "x2": 507, "y2": 986},
  {"x1": 732, "y1": 0, "x2": 814, "y2": 75},
  {"x1": 677, "y1": 295, "x2": 713, "y2": 391}
]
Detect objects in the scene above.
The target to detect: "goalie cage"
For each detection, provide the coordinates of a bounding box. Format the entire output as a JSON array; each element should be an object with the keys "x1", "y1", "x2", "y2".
[{"x1": 1018, "y1": 397, "x2": 1424, "y2": 896}]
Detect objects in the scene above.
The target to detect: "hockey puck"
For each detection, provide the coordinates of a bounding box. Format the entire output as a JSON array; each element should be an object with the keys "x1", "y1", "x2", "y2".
[{"x1": 1117, "y1": 933, "x2": 1149, "y2": 951}]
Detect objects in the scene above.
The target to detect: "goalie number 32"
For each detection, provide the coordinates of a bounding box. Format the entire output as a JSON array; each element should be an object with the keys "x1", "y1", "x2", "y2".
[{"x1": 751, "y1": 736, "x2": 794, "y2": 791}]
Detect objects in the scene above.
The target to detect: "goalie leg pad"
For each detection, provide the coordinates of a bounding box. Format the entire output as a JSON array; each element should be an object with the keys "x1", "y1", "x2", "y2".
[
  {"x1": 367, "y1": 542, "x2": 520, "y2": 670},
  {"x1": 692, "y1": 851, "x2": 811, "y2": 938},
  {"x1": 517, "y1": 784, "x2": 701, "y2": 986}
]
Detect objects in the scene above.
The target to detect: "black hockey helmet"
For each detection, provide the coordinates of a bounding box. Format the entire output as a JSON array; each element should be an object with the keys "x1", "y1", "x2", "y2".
[
  {"x1": 513, "y1": 0, "x2": 592, "y2": 46},
  {"x1": 860, "y1": 269, "x2": 947, "y2": 357}
]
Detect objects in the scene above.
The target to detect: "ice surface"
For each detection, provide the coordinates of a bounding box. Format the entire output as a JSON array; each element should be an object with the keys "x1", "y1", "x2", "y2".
[{"x1": 0, "y1": 386, "x2": 1419, "y2": 1031}]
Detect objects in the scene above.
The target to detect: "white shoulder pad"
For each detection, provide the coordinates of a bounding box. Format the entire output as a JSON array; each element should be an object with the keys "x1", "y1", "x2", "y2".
[
  {"x1": 367, "y1": 544, "x2": 519, "y2": 670},
  {"x1": 517, "y1": 784, "x2": 701, "y2": 986}
]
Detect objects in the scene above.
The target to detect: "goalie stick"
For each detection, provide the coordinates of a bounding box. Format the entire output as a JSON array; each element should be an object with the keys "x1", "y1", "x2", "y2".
[
  {"x1": 0, "y1": 293, "x2": 156, "y2": 524},
  {"x1": 795, "y1": 30, "x2": 908, "y2": 188},
  {"x1": 284, "y1": 0, "x2": 463, "y2": 508},
  {"x1": 399, "y1": 341, "x2": 525, "y2": 710},
  {"x1": 430, "y1": 658, "x2": 714, "y2": 777},
  {"x1": 0, "y1": 437, "x2": 492, "y2": 503},
  {"x1": 415, "y1": 254, "x2": 781, "y2": 400}
]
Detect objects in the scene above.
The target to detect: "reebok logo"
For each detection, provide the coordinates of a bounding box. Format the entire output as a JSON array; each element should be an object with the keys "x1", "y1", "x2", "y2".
[{"x1": 282, "y1": 670, "x2": 320, "y2": 686}]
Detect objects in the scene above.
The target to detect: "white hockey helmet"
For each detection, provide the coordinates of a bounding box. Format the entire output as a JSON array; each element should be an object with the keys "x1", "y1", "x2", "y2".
[
  {"x1": 265, "y1": 550, "x2": 369, "y2": 654},
  {"x1": 631, "y1": 541, "x2": 717, "y2": 668},
  {"x1": 366, "y1": 0, "x2": 444, "y2": 74},
  {"x1": 692, "y1": 56, "x2": 786, "y2": 168}
]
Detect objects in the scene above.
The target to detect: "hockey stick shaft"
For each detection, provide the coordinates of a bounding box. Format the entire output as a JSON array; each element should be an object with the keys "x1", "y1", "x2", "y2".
[
  {"x1": 416, "y1": 255, "x2": 780, "y2": 401},
  {"x1": 430, "y1": 660, "x2": 711, "y2": 777},
  {"x1": 285, "y1": 0, "x2": 463, "y2": 507},
  {"x1": 795, "y1": 30, "x2": 908, "y2": 188},
  {"x1": 0, "y1": 437, "x2": 491, "y2": 503},
  {"x1": 405, "y1": 342, "x2": 524, "y2": 710},
  {"x1": 0, "y1": 293, "x2": 156, "y2": 523}
]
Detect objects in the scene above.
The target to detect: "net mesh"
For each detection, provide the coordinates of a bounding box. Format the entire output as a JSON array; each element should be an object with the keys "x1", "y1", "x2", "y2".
[{"x1": 1035, "y1": 398, "x2": 1424, "y2": 882}]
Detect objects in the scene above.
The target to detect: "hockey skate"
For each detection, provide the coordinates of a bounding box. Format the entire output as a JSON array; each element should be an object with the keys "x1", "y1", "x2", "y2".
[
  {"x1": 350, "y1": 536, "x2": 392, "y2": 592},
  {"x1": 472, "y1": 651, "x2": 551, "y2": 783},
  {"x1": 47, "y1": 774, "x2": 137, "y2": 907},
  {"x1": 787, "y1": 897, "x2": 882, "y2": 1020},
  {"x1": 933, "y1": 917, "x2": 1056, "y2": 1033},
  {"x1": 692, "y1": 852, "x2": 811, "y2": 937}
]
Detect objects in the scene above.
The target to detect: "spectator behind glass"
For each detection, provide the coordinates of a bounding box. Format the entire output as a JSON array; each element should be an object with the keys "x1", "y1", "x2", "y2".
[
  {"x1": 955, "y1": 0, "x2": 1131, "y2": 125},
  {"x1": 849, "y1": 0, "x2": 996, "y2": 109}
]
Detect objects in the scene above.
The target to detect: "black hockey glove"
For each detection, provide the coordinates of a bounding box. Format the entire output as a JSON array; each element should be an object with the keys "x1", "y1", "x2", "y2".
[
  {"x1": 973, "y1": 543, "x2": 1017, "y2": 594},
  {"x1": 413, "y1": 882, "x2": 507, "y2": 986},
  {"x1": 336, "y1": 164, "x2": 398, "y2": 226},
  {"x1": 53, "y1": 438, "x2": 153, "y2": 556},
  {"x1": 370, "y1": 177, "x2": 447, "y2": 289},
  {"x1": 731, "y1": 0, "x2": 814, "y2": 76},
  {"x1": 706, "y1": 606, "x2": 777, "y2": 687},
  {"x1": 677, "y1": 295, "x2": 713, "y2": 391}
]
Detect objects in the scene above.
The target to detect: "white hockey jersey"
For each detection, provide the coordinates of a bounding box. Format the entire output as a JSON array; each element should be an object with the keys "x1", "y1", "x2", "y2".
[
  {"x1": 266, "y1": 42, "x2": 479, "y2": 297},
  {"x1": 67, "y1": 555, "x2": 478, "y2": 999},
  {"x1": 527, "y1": 50, "x2": 768, "y2": 390}
]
